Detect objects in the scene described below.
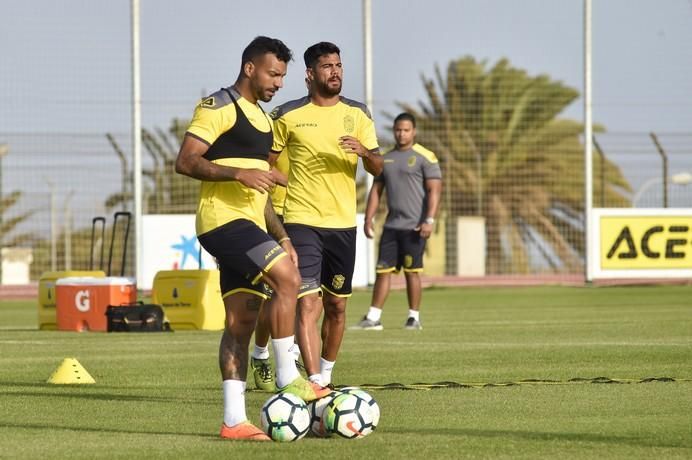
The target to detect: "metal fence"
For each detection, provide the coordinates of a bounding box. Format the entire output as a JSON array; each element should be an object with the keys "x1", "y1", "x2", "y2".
[{"x1": 2, "y1": 128, "x2": 689, "y2": 281}]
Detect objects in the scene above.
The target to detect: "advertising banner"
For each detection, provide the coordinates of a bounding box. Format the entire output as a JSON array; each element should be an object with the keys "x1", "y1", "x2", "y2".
[{"x1": 590, "y1": 208, "x2": 692, "y2": 278}]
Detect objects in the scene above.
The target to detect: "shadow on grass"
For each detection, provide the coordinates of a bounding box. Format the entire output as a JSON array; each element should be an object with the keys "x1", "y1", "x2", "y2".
[
  {"x1": 384, "y1": 426, "x2": 689, "y2": 449},
  {"x1": 0, "y1": 380, "x2": 216, "y2": 392},
  {"x1": 1, "y1": 388, "x2": 215, "y2": 405},
  {"x1": 0, "y1": 421, "x2": 216, "y2": 439}
]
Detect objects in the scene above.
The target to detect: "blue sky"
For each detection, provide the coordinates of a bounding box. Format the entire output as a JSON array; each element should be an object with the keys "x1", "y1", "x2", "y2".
[{"x1": 2, "y1": 0, "x2": 691, "y2": 135}]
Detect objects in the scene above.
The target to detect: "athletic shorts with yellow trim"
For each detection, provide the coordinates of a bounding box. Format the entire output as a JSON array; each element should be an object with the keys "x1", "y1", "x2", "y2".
[
  {"x1": 376, "y1": 227, "x2": 426, "y2": 274},
  {"x1": 285, "y1": 224, "x2": 356, "y2": 298},
  {"x1": 197, "y1": 219, "x2": 286, "y2": 298}
]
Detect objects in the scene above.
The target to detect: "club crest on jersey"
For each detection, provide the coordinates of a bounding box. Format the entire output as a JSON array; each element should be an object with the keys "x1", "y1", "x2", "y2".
[
  {"x1": 343, "y1": 115, "x2": 355, "y2": 133},
  {"x1": 408, "y1": 155, "x2": 417, "y2": 167},
  {"x1": 331, "y1": 274, "x2": 345, "y2": 290},
  {"x1": 199, "y1": 97, "x2": 215, "y2": 108}
]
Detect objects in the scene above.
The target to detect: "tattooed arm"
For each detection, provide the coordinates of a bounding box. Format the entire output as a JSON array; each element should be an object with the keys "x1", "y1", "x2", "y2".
[
  {"x1": 264, "y1": 200, "x2": 298, "y2": 267},
  {"x1": 265, "y1": 199, "x2": 287, "y2": 241}
]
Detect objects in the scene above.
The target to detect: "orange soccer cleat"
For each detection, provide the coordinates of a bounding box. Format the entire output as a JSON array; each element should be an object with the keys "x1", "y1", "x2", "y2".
[{"x1": 220, "y1": 421, "x2": 271, "y2": 441}]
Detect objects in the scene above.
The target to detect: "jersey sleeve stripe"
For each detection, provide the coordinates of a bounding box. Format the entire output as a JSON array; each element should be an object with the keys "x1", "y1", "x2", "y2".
[
  {"x1": 185, "y1": 131, "x2": 211, "y2": 146},
  {"x1": 270, "y1": 96, "x2": 311, "y2": 120},
  {"x1": 339, "y1": 96, "x2": 372, "y2": 118},
  {"x1": 412, "y1": 143, "x2": 439, "y2": 163}
]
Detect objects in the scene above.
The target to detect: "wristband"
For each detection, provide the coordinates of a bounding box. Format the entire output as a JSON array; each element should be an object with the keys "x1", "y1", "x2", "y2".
[
  {"x1": 278, "y1": 237, "x2": 291, "y2": 244},
  {"x1": 424, "y1": 217, "x2": 435, "y2": 225}
]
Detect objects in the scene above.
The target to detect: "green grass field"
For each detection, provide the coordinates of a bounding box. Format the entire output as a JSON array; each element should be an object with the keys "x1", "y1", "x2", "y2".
[{"x1": 1, "y1": 286, "x2": 691, "y2": 459}]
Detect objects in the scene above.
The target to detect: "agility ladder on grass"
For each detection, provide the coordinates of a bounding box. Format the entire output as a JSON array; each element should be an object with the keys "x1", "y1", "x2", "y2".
[{"x1": 331, "y1": 376, "x2": 691, "y2": 391}]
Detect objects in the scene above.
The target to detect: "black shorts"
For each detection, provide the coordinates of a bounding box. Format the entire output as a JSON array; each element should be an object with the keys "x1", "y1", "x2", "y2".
[
  {"x1": 376, "y1": 228, "x2": 426, "y2": 274},
  {"x1": 197, "y1": 219, "x2": 285, "y2": 298},
  {"x1": 285, "y1": 224, "x2": 356, "y2": 298}
]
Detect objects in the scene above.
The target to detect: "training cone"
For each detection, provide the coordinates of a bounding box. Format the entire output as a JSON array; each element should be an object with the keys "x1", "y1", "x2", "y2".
[{"x1": 47, "y1": 358, "x2": 96, "y2": 384}]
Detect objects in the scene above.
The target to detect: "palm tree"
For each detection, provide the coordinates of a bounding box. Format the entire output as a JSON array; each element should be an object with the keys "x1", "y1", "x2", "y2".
[
  {"x1": 392, "y1": 57, "x2": 631, "y2": 274},
  {"x1": 104, "y1": 118, "x2": 197, "y2": 214},
  {"x1": 1, "y1": 190, "x2": 38, "y2": 279},
  {"x1": 1, "y1": 191, "x2": 38, "y2": 247}
]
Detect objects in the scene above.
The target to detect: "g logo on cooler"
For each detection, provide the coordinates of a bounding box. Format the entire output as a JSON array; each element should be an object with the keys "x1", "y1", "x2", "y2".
[{"x1": 75, "y1": 290, "x2": 91, "y2": 312}]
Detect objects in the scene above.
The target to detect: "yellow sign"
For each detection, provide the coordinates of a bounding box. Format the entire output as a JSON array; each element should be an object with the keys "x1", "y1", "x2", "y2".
[{"x1": 600, "y1": 215, "x2": 692, "y2": 269}]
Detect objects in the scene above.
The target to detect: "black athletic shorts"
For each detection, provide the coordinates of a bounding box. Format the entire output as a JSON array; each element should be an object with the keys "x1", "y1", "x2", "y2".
[
  {"x1": 376, "y1": 227, "x2": 426, "y2": 274},
  {"x1": 197, "y1": 219, "x2": 285, "y2": 299},
  {"x1": 285, "y1": 224, "x2": 356, "y2": 298}
]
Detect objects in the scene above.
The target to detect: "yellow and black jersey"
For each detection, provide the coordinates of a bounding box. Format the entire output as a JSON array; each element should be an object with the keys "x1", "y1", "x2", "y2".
[
  {"x1": 186, "y1": 87, "x2": 273, "y2": 235},
  {"x1": 270, "y1": 150, "x2": 290, "y2": 216},
  {"x1": 271, "y1": 96, "x2": 380, "y2": 229}
]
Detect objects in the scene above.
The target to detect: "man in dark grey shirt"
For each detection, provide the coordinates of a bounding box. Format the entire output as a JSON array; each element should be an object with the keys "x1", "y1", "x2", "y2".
[{"x1": 353, "y1": 113, "x2": 442, "y2": 330}]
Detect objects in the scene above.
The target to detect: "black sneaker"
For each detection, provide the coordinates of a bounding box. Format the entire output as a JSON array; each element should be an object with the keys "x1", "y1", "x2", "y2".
[{"x1": 404, "y1": 317, "x2": 422, "y2": 330}]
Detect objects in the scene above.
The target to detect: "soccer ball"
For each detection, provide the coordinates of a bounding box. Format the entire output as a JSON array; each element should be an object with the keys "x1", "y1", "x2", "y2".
[
  {"x1": 338, "y1": 387, "x2": 380, "y2": 429},
  {"x1": 260, "y1": 393, "x2": 310, "y2": 442},
  {"x1": 323, "y1": 393, "x2": 375, "y2": 439},
  {"x1": 307, "y1": 391, "x2": 342, "y2": 437}
]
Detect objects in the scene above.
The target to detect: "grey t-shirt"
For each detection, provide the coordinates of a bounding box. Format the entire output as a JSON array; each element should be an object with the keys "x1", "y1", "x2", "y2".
[{"x1": 375, "y1": 143, "x2": 442, "y2": 230}]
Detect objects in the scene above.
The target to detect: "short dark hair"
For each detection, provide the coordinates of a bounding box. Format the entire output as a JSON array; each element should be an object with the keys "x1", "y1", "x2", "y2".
[
  {"x1": 303, "y1": 42, "x2": 340, "y2": 68},
  {"x1": 241, "y1": 36, "x2": 293, "y2": 65},
  {"x1": 394, "y1": 112, "x2": 416, "y2": 128}
]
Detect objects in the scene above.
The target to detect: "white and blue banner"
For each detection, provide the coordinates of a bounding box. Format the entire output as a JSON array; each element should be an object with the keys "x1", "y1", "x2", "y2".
[
  {"x1": 142, "y1": 214, "x2": 372, "y2": 290},
  {"x1": 141, "y1": 215, "x2": 215, "y2": 290}
]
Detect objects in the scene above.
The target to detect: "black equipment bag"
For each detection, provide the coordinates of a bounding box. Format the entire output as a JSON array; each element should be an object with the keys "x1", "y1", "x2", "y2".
[{"x1": 105, "y1": 303, "x2": 171, "y2": 332}]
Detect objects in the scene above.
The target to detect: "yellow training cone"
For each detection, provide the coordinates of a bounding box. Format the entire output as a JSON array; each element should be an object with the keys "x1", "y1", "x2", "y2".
[{"x1": 47, "y1": 358, "x2": 96, "y2": 384}]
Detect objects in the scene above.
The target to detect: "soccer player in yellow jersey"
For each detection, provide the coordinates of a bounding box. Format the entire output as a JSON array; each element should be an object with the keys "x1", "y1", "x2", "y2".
[
  {"x1": 175, "y1": 36, "x2": 330, "y2": 441},
  {"x1": 270, "y1": 42, "x2": 383, "y2": 386},
  {"x1": 249, "y1": 145, "x2": 289, "y2": 391},
  {"x1": 249, "y1": 77, "x2": 306, "y2": 392}
]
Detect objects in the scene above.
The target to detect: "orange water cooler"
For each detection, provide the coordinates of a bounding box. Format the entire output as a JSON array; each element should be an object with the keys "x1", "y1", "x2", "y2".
[
  {"x1": 38, "y1": 270, "x2": 106, "y2": 330},
  {"x1": 55, "y1": 277, "x2": 136, "y2": 332}
]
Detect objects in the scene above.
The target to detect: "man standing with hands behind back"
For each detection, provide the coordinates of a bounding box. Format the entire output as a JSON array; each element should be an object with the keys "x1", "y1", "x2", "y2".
[
  {"x1": 270, "y1": 41, "x2": 383, "y2": 387},
  {"x1": 353, "y1": 112, "x2": 442, "y2": 331}
]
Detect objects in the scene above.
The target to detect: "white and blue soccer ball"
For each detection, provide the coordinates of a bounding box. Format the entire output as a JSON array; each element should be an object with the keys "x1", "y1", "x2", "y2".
[
  {"x1": 307, "y1": 391, "x2": 342, "y2": 437},
  {"x1": 260, "y1": 393, "x2": 310, "y2": 442},
  {"x1": 323, "y1": 392, "x2": 376, "y2": 439}
]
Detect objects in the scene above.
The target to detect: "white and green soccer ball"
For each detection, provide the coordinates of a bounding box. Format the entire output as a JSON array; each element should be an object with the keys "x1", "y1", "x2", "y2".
[
  {"x1": 323, "y1": 392, "x2": 376, "y2": 439},
  {"x1": 307, "y1": 391, "x2": 342, "y2": 437},
  {"x1": 260, "y1": 393, "x2": 310, "y2": 442},
  {"x1": 338, "y1": 387, "x2": 380, "y2": 428}
]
